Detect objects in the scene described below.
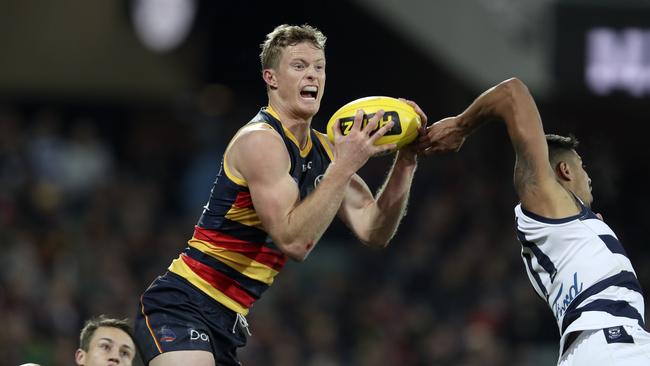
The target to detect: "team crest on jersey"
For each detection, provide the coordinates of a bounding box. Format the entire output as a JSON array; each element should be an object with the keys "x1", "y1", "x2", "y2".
[{"x1": 314, "y1": 174, "x2": 324, "y2": 188}]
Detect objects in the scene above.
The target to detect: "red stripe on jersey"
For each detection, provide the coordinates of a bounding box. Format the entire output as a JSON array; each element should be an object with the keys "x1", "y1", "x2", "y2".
[
  {"x1": 233, "y1": 191, "x2": 253, "y2": 208},
  {"x1": 181, "y1": 253, "x2": 256, "y2": 308},
  {"x1": 193, "y1": 226, "x2": 287, "y2": 271}
]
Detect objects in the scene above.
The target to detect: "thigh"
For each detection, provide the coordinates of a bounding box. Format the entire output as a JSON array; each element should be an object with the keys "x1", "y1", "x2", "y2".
[
  {"x1": 561, "y1": 326, "x2": 650, "y2": 366},
  {"x1": 608, "y1": 325, "x2": 650, "y2": 364},
  {"x1": 150, "y1": 350, "x2": 215, "y2": 366},
  {"x1": 559, "y1": 330, "x2": 601, "y2": 366}
]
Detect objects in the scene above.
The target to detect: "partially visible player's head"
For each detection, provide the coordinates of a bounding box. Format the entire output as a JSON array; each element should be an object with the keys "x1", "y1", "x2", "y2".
[
  {"x1": 546, "y1": 134, "x2": 593, "y2": 207},
  {"x1": 260, "y1": 24, "x2": 327, "y2": 119},
  {"x1": 260, "y1": 24, "x2": 327, "y2": 71},
  {"x1": 75, "y1": 315, "x2": 136, "y2": 366}
]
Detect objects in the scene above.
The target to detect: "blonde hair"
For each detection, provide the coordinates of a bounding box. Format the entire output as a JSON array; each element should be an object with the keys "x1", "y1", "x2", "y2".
[{"x1": 260, "y1": 24, "x2": 327, "y2": 70}]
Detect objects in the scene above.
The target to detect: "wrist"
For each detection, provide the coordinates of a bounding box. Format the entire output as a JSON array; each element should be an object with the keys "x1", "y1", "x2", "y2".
[
  {"x1": 456, "y1": 113, "x2": 470, "y2": 133},
  {"x1": 395, "y1": 150, "x2": 418, "y2": 167},
  {"x1": 325, "y1": 161, "x2": 355, "y2": 183}
]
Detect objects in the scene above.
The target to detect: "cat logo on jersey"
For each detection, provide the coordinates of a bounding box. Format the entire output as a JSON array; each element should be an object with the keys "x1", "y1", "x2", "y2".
[
  {"x1": 314, "y1": 174, "x2": 324, "y2": 189},
  {"x1": 338, "y1": 111, "x2": 402, "y2": 136}
]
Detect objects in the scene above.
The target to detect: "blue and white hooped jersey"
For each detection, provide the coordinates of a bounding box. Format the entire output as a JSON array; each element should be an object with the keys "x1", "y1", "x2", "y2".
[{"x1": 514, "y1": 199, "x2": 645, "y2": 355}]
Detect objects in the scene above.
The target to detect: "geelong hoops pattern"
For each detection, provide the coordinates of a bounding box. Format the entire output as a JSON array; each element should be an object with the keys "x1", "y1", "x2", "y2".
[{"x1": 514, "y1": 198, "x2": 645, "y2": 357}]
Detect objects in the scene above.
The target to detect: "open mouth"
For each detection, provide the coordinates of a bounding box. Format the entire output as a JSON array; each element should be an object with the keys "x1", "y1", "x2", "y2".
[{"x1": 300, "y1": 86, "x2": 318, "y2": 99}]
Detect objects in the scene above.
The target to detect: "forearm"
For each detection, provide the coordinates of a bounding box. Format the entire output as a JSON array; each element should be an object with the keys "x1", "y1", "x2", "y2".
[
  {"x1": 456, "y1": 82, "x2": 513, "y2": 135},
  {"x1": 456, "y1": 78, "x2": 538, "y2": 140},
  {"x1": 459, "y1": 78, "x2": 544, "y2": 158},
  {"x1": 362, "y1": 154, "x2": 417, "y2": 246},
  {"x1": 279, "y1": 162, "x2": 353, "y2": 260}
]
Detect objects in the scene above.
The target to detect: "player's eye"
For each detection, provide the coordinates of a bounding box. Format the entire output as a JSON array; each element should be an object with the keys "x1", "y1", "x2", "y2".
[{"x1": 120, "y1": 350, "x2": 131, "y2": 358}]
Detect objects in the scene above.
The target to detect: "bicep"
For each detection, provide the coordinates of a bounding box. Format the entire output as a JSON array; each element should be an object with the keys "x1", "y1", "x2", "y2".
[
  {"x1": 229, "y1": 130, "x2": 299, "y2": 236},
  {"x1": 505, "y1": 82, "x2": 568, "y2": 212},
  {"x1": 513, "y1": 137, "x2": 555, "y2": 200}
]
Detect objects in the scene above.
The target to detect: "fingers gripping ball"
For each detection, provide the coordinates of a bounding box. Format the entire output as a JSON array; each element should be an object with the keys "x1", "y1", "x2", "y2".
[{"x1": 326, "y1": 96, "x2": 421, "y2": 152}]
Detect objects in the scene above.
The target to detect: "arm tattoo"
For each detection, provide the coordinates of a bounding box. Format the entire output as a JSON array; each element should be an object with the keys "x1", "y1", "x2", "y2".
[{"x1": 514, "y1": 150, "x2": 537, "y2": 195}]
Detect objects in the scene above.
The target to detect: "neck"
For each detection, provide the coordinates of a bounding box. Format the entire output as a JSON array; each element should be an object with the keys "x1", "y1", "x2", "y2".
[{"x1": 268, "y1": 100, "x2": 311, "y2": 148}]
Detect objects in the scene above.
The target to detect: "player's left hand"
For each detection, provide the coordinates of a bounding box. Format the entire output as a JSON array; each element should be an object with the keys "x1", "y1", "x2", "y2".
[
  {"x1": 396, "y1": 98, "x2": 427, "y2": 164},
  {"x1": 416, "y1": 116, "x2": 466, "y2": 155}
]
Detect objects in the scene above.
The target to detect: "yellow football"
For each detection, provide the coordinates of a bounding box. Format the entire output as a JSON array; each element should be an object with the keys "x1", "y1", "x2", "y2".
[{"x1": 326, "y1": 96, "x2": 421, "y2": 152}]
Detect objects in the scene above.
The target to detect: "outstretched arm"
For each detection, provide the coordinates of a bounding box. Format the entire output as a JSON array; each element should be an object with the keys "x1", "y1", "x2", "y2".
[{"x1": 419, "y1": 78, "x2": 579, "y2": 218}]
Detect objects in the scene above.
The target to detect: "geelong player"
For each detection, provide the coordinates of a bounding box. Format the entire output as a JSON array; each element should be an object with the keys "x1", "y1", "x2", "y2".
[
  {"x1": 419, "y1": 78, "x2": 649, "y2": 365},
  {"x1": 134, "y1": 24, "x2": 429, "y2": 366}
]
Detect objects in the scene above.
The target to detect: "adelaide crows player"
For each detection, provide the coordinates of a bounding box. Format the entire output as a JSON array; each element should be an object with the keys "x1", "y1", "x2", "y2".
[
  {"x1": 418, "y1": 78, "x2": 650, "y2": 365},
  {"x1": 134, "y1": 24, "x2": 428, "y2": 366}
]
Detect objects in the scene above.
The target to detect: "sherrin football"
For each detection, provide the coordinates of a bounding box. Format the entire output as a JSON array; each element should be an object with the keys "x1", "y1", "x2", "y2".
[{"x1": 326, "y1": 96, "x2": 421, "y2": 151}]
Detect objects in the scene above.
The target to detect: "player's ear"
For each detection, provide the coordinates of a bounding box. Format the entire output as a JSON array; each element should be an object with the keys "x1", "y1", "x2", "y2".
[
  {"x1": 555, "y1": 161, "x2": 572, "y2": 181},
  {"x1": 262, "y1": 69, "x2": 278, "y2": 90},
  {"x1": 75, "y1": 349, "x2": 86, "y2": 365}
]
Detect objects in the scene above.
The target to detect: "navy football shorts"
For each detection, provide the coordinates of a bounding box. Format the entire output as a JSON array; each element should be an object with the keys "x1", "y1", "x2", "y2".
[{"x1": 134, "y1": 272, "x2": 247, "y2": 366}]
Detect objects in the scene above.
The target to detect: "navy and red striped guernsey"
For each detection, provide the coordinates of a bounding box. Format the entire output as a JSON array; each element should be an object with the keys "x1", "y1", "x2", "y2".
[{"x1": 168, "y1": 106, "x2": 333, "y2": 315}]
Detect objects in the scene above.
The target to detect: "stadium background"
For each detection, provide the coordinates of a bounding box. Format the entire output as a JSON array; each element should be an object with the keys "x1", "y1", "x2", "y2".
[{"x1": 1, "y1": 1, "x2": 649, "y2": 365}]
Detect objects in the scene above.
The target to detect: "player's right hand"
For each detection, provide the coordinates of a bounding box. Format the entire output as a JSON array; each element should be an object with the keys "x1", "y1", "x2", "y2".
[
  {"x1": 331, "y1": 109, "x2": 396, "y2": 175},
  {"x1": 416, "y1": 116, "x2": 466, "y2": 155}
]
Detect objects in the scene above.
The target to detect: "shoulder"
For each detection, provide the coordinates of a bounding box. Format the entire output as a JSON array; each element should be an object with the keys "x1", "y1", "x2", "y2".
[
  {"x1": 232, "y1": 122, "x2": 284, "y2": 150},
  {"x1": 240, "y1": 121, "x2": 277, "y2": 134},
  {"x1": 227, "y1": 122, "x2": 290, "y2": 174}
]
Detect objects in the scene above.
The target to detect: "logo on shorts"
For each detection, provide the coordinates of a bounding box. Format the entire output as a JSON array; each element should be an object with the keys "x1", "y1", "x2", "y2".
[
  {"x1": 157, "y1": 326, "x2": 176, "y2": 343},
  {"x1": 190, "y1": 329, "x2": 210, "y2": 343},
  {"x1": 603, "y1": 326, "x2": 634, "y2": 344},
  {"x1": 608, "y1": 327, "x2": 621, "y2": 339}
]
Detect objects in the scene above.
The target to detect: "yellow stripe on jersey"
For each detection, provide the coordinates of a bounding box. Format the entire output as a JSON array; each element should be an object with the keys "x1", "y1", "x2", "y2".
[
  {"x1": 267, "y1": 106, "x2": 313, "y2": 158},
  {"x1": 314, "y1": 131, "x2": 334, "y2": 160},
  {"x1": 282, "y1": 124, "x2": 313, "y2": 158},
  {"x1": 222, "y1": 153, "x2": 247, "y2": 187},
  {"x1": 168, "y1": 256, "x2": 249, "y2": 315},
  {"x1": 188, "y1": 238, "x2": 278, "y2": 285},
  {"x1": 224, "y1": 205, "x2": 264, "y2": 230},
  {"x1": 266, "y1": 105, "x2": 281, "y2": 120}
]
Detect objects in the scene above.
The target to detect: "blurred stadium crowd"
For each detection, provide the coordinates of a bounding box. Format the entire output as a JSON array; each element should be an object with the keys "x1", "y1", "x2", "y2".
[{"x1": 5, "y1": 96, "x2": 648, "y2": 366}]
